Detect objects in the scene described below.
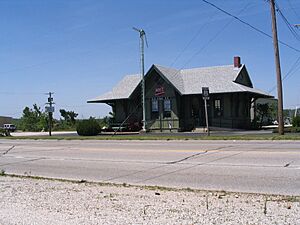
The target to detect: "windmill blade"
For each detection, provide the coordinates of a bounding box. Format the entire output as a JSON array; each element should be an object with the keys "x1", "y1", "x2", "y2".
[
  {"x1": 144, "y1": 32, "x2": 149, "y2": 48},
  {"x1": 133, "y1": 27, "x2": 141, "y2": 32}
]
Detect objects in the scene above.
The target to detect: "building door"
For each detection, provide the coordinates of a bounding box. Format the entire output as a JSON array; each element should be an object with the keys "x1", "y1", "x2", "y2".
[{"x1": 191, "y1": 97, "x2": 202, "y2": 127}]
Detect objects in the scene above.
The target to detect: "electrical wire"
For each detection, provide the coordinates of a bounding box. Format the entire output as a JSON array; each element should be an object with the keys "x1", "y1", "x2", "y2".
[
  {"x1": 150, "y1": 2, "x2": 252, "y2": 89},
  {"x1": 201, "y1": 0, "x2": 300, "y2": 53},
  {"x1": 268, "y1": 55, "x2": 300, "y2": 93},
  {"x1": 287, "y1": 0, "x2": 300, "y2": 21},
  {"x1": 275, "y1": 1, "x2": 300, "y2": 42},
  {"x1": 169, "y1": 3, "x2": 252, "y2": 69},
  {"x1": 182, "y1": 4, "x2": 251, "y2": 70},
  {"x1": 168, "y1": 7, "x2": 219, "y2": 68}
]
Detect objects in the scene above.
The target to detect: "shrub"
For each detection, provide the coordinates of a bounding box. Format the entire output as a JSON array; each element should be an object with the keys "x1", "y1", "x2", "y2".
[
  {"x1": 0, "y1": 128, "x2": 5, "y2": 137},
  {"x1": 76, "y1": 119, "x2": 101, "y2": 136},
  {"x1": 273, "y1": 126, "x2": 300, "y2": 133},
  {"x1": 292, "y1": 116, "x2": 300, "y2": 127},
  {"x1": 0, "y1": 128, "x2": 10, "y2": 137}
]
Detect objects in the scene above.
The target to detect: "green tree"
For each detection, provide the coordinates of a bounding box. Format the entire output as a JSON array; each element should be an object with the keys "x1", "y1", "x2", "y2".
[
  {"x1": 19, "y1": 104, "x2": 48, "y2": 131},
  {"x1": 293, "y1": 116, "x2": 300, "y2": 127},
  {"x1": 256, "y1": 103, "x2": 275, "y2": 127},
  {"x1": 59, "y1": 109, "x2": 78, "y2": 125}
]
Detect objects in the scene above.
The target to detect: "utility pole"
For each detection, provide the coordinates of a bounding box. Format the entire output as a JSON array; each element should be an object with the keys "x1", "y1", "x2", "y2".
[
  {"x1": 270, "y1": 0, "x2": 284, "y2": 135},
  {"x1": 133, "y1": 27, "x2": 147, "y2": 132},
  {"x1": 45, "y1": 92, "x2": 54, "y2": 136}
]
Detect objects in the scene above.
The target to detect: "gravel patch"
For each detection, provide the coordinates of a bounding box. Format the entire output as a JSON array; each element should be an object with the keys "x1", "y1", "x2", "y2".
[{"x1": 0, "y1": 176, "x2": 299, "y2": 225}]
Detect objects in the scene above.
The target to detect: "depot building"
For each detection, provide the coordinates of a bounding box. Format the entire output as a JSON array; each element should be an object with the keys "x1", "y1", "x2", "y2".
[{"x1": 88, "y1": 57, "x2": 273, "y2": 132}]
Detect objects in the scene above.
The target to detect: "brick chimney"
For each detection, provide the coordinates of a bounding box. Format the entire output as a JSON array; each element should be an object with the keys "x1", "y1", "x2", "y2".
[{"x1": 234, "y1": 56, "x2": 241, "y2": 68}]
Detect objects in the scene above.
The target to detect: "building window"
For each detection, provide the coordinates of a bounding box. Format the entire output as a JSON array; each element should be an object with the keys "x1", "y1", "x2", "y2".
[
  {"x1": 151, "y1": 98, "x2": 159, "y2": 119},
  {"x1": 163, "y1": 98, "x2": 171, "y2": 118},
  {"x1": 214, "y1": 99, "x2": 222, "y2": 117},
  {"x1": 152, "y1": 98, "x2": 158, "y2": 112}
]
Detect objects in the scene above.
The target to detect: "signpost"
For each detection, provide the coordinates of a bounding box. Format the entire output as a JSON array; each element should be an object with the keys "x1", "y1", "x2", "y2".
[
  {"x1": 202, "y1": 87, "x2": 210, "y2": 136},
  {"x1": 45, "y1": 92, "x2": 54, "y2": 136}
]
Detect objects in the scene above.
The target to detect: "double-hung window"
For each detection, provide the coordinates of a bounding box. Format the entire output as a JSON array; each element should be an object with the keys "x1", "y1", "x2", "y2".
[
  {"x1": 163, "y1": 98, "x2": 171, "y2": 118},
  {"x1": 151, "y1": 98, "x2": 159, "y2": 119},
  {"x1": 214, "y1": 99, "x2": 222, "y2": 117}
]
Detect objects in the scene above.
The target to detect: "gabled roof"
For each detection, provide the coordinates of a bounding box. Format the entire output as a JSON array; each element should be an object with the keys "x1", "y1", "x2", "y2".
[
  {"x1": 153, "y1": 64, "x2": 271, "y2": 97},
  {"x1": 153, "y1": 65, "x2": 184, "y2": 94},
  {"x1": 87, "y1": 74, "x2": 140, "y2": 103},
  {"x1": 88, "y1": 63, "x2": 272, "y2": 103}
]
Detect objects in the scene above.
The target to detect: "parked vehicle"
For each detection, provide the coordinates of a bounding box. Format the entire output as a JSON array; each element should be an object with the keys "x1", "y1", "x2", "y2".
[{"x1": 3, "y1": 124, "x2": 16, "y2": 132}]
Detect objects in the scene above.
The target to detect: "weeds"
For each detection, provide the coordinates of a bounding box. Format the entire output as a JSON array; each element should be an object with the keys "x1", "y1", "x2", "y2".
[{"x1": 0, "y1": 169, "x2": 5, "y2": 176}]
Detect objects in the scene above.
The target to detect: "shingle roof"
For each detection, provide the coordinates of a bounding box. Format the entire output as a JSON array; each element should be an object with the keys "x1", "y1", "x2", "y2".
[
  {"x1": 88, "y1": 64, "x2": 272, "y2": 103},
  {"x1": 180, "y1": 64, "x2": 243, "y2": 94},
  {"x1": 154, "y1": 64, "x2": 271, "y2": 97},
  {"x1": 154, "y1": 65, "x2": 184, "y2": 93},
  {"x1": 87, "y1": 74, "x2": 141, "y2": 102}
]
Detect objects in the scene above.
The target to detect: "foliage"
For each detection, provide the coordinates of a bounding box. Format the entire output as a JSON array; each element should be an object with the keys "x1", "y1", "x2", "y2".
[
  {"x1": 19, "y1": 104, "x2": 48, "y2": 132},
  {"x1": 92, "y1": 112, "x2": 115, "y2": 130},
  {"x1": 250, "y1": 116, "x2": 260, "y2": 130},
  {"x1": 291, "y1": 127, "x2": 300, "y2": 133},
  {"x1": 292, "y1": 116, "x2": 300, "y2": 128},
  {"x1": 52, "y1": 109, "x2": 79, "y2": 131},
  {"x1": 12, "y1": 118, "x2": 21, "y2": 129},
  {"x1": 99, "y1": 116, "x2": 110, "y2": 128},
  {"x1": 0, "y1": 128, "x2": 10, "y2": 137},
  {"x1": 273, "y1": 126, "x2": 300, "y2": 133},
  {"x1": 59, "y1": 109, "x2": 78, "y2": 125},
  {"x1": 0, "y1": 169, "x2": 5, "y2": 176},
  {"x1": 255, "y1": 103, "x2": 276, "y2": 127},
  {"x1": 76, "y1": 118, "x2": 101, "y2": 136}
]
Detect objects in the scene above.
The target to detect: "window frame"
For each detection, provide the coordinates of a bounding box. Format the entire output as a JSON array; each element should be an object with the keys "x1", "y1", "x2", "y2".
[
  {"x1": 163, "y1": 98, "x2": 171, "y2": 118},
  {"x1": 214, "y1": 99, "x2": 222, "y2": 117}
]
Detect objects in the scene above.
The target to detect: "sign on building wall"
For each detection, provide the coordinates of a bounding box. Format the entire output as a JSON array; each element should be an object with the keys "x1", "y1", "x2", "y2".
[{"x1": 155, "y1": 86, "x2": 165, "y2": 97}]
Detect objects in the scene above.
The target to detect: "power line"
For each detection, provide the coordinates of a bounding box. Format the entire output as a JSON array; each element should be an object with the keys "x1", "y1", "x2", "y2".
[
  {"x1": 169, "y1": 23, "x2": 207, "y2": 68},
  {"x1": 201, "y1": 0, "x2": 300, "y2": 53},
  {"x1": 178, "y1": 3, "x2": 251, "y2": 70},
  {"x1": 287, "y1": 0, "x2": 300, "y2": 21},
  {"x1": 168, "y1": 7, "x2": 220, "y2": 68},
  {"x1": 268, "y1": 55, "x2": 300, "y2": 93},
  {"x1": 274, "y1": 1, "x2": 300, "y2": 42},
  {"x1": 149, "y1": 2, "x2": 253, "y2": 90}
]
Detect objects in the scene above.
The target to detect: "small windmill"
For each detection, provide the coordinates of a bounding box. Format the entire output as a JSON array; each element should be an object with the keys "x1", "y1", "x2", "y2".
[{"x1": 133, "y1": 27, "x2": 148, "y2": 131}]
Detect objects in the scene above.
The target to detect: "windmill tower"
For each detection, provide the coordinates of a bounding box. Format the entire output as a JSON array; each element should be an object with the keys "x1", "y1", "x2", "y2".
[{"x1": 133, "y1": 27, "x2": 148, "y2": 132}]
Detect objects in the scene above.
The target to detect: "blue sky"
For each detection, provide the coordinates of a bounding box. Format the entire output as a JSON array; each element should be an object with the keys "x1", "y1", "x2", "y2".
[{"x1": 0, "y1": 0, "x2": 300, "y2": 119}]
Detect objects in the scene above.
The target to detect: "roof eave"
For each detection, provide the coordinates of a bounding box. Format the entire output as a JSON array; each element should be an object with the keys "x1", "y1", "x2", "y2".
[
  {"x1": 181, "y1": 90, "x2": 274, "y2": 97},
  {"x1": 87, "y1": 97, "x2": 129, "y2": 103}
]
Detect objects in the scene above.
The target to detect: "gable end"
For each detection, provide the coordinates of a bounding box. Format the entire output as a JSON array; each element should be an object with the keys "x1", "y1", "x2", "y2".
[{"x1": 234, "y1": 65, "x2": 253, "y2": 88}]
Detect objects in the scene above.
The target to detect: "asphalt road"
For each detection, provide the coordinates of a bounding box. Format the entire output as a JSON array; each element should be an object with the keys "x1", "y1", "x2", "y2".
[{"x1": 0, "y1": 139, "x2": 299, "y2": 195}]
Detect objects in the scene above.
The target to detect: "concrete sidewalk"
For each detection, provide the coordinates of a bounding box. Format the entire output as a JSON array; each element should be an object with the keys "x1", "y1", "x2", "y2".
[{"x1": 10, "y1": 131, "x2": 78, "y2": 137}]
